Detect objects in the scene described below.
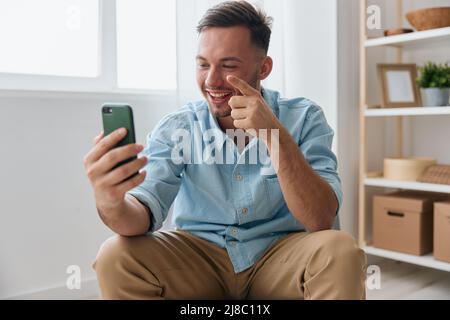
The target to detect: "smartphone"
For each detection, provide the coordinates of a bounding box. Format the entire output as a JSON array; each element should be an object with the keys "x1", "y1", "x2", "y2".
[{"x1": 101, "y1": 104, "x2": 137, "y2": 172}]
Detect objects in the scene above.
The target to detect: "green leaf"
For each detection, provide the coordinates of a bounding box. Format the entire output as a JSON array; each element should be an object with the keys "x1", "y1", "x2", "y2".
[{"x1": 416, "y1": 61, "x2": 450, "y2": 88}]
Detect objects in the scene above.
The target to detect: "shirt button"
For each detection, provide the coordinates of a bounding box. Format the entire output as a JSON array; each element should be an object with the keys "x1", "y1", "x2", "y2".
[
  {"x1": 231, "y1": 228, "x2": 237, "y2": 235},
  {"x1": 242, "y1": 208, "x2": 248, "y2": 215},
  {"x1": 229, "y1": 241, "x2": 237, "y2": 247},
  {"x1": 235, "y1": 174, "x2": 243, "y2": 181}
]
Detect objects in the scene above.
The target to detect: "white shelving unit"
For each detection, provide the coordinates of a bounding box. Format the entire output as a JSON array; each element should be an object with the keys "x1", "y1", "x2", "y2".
[
  {"x1": 364, "y1": 246, "x2": 450, "y2": 272},
  {"x1": 364, "y1": 26, "x2": 450, "y2": 47},
  {"x1": 365, "y1": 106, "x2": 450, "y2": 117},
  {"x1": 359, "y1": 1, "x2": 450, "y2": 272},
  {"x1": 364, "y1": 178, "x2": 450, "y2": 194}
]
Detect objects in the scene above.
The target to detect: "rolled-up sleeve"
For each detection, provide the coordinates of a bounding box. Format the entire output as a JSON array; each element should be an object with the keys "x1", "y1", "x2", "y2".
[
  {"x1": 299, "y1": 106, "x2": 343, "y2": 214},
  {"x1": 127, "y1": 115, "x2": 186, "y2": 232}
]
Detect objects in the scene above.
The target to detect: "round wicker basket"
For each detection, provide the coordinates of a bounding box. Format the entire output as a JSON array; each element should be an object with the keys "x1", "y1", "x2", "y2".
[{"x1": 406, "y1": 7, "x2": 450, "y2": 31}]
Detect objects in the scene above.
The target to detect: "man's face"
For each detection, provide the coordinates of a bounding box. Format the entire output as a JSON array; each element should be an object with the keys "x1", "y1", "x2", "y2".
[{"x1": 196, "y1": 26, "x2": 262, "y2": 118}]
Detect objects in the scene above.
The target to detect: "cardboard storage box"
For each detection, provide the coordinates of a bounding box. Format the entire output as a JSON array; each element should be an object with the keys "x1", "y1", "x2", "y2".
[
  {"x1": 373, "y1": 191, "x2": 446, "y2": 255},
  {"x1": 434, "y1": 201, "x2": 450, "y2": 263}
]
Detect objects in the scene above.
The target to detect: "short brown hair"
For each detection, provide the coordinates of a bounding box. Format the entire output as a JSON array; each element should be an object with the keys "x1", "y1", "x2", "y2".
[{"x1": 196, "y1": 1, "x2": 273, "y2": 54}]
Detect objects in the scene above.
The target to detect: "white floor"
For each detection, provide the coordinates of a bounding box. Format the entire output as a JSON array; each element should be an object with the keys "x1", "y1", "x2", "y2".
[{"x1": 366, "y1": 257, "x2": 450, "y2": 300}]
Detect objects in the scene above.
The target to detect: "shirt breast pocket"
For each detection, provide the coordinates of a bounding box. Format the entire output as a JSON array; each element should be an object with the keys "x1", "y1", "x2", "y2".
[{"x1": 264, "y1": 175, "x2": 284, "y2": 209}]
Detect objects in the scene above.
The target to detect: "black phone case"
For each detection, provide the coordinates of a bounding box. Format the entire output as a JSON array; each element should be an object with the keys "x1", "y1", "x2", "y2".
[{"x1": 102, "y1": 104, "x2": 137, "y2": 170}]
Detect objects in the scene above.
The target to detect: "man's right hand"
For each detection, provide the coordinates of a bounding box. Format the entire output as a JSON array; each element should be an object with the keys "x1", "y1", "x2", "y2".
[{"x1": 83, "y1": 128, "x2": 148, "y2": 214}]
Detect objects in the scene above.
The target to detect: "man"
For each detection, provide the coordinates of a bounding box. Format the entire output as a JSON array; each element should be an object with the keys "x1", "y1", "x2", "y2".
[{"x1": 84, "y1": 1, "x2": 366, "y2": 300}]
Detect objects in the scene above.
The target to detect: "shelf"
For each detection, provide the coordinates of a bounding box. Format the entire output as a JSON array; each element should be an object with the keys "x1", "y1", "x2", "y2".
[
  {"x1": 364, "y1": 246, "x2": 450, "y2": 272},
  {"x1": 358, "y1": 2, "x2": 450, "y2": 276},
  {"x1": 365, "y1": 27, "x2": 450, "y2": 48},
  {"x1": 364, "y1": 178, "x2": 450, "y2": 193},
  {"x1": 365, "y1": 106, "x2": 450, "y2": 117}
]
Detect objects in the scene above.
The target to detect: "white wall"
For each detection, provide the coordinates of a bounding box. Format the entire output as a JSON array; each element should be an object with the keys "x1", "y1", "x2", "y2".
[{"x1": 0, "y1": 91, "x2": 176, "y2": 299}]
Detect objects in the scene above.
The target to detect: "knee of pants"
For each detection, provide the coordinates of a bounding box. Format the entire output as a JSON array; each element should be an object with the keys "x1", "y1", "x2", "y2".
[
  {"x1": 309, "y1": 230, "x2": 367, "y2": 273},
  {"x1": 92, "y1": 235, "x2": 134, "y2": 278}
]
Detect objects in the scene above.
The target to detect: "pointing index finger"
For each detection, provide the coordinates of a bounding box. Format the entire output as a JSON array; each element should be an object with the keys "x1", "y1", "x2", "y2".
[{"x1": 227, "y1": 75, "x2": 258, "y2": 96}]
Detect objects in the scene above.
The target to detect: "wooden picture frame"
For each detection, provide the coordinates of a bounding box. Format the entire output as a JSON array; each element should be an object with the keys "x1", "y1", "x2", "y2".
[{"x1": 377, "y1": 64, "x2": 422, "y2": 108}]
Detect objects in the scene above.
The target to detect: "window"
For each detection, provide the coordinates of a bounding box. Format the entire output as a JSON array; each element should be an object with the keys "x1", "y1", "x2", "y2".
[
  {"x1": 116, "y1": 0, "x2": 177, "y2": 90},
  {"x1": 0, "y1": 0, "x2": 177, "y2": 92},
  {"x1": 0, "y1": 0, "x2": 100, "y2": 77}
]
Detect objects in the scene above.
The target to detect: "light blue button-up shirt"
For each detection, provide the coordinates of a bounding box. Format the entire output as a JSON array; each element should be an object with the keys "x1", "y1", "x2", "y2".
[{"x1": 128, "y1": 88, "x2": 342, "y2": 273}]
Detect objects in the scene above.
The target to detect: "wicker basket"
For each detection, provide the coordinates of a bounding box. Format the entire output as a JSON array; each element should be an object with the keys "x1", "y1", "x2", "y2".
[
  {"x1": 418, "y1": 165, "x2": 450, "y2": 185},
  {"x1": 406, "y1": 7, "x2": 450, "y2": 31}
]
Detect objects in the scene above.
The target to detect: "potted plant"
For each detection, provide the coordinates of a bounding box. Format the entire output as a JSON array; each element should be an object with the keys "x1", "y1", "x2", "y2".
[{"x1": 416, "y1": 62, "x2": 450, "y2": 106}]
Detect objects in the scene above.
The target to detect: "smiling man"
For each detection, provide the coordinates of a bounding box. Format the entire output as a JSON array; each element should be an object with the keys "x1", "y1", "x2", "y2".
[{"x1": 87, "y1": 1, "x2": 367, "y2": 300}]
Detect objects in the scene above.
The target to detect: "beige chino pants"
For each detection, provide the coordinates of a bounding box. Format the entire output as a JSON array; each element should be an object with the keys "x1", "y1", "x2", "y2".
[{"x1": 93, "y1": 229, "x2": 367, "y2": 300}]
